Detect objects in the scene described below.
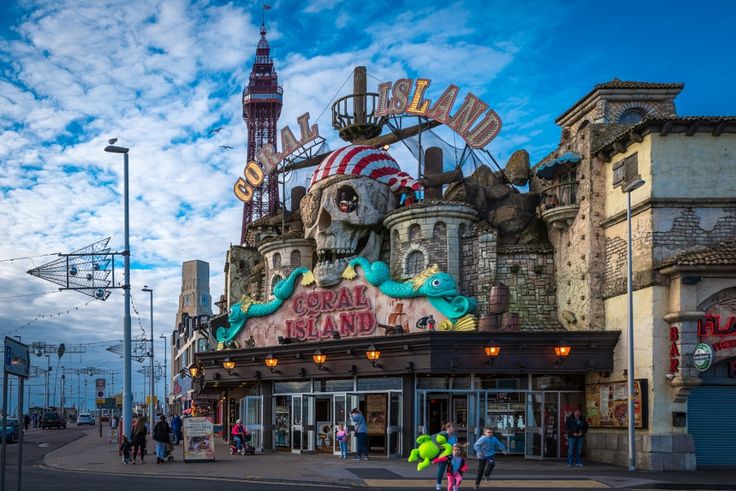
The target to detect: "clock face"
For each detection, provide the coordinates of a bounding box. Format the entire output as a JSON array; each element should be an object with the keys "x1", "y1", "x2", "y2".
[{"x1": 183, "y1": 295, "x2": 192, "y2": 306}]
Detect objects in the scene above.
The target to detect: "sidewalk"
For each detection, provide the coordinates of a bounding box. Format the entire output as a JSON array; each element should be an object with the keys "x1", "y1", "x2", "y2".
[{"x1": 43, "y1": 429, "x2": 736, "y2": 489}]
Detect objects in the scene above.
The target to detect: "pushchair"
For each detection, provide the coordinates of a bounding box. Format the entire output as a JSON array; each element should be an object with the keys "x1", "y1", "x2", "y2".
[{"x1": 163, "y1": 432, "x2": 175, "y2": 462}]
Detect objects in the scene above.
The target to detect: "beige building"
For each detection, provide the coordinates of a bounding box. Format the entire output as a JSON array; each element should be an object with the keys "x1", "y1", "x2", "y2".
[{"x1": 534, "y1": 80, "x2": 736, "y2": 470}]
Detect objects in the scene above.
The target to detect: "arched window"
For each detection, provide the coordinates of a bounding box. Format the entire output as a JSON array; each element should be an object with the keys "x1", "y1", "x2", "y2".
[
  {"x1": 618, "y1": 108, "x2": 645, "y2": 125},
  {"x1": 433, "y1": 222, "x2": 446, "y2": 240},
  {"x1": 392, "y1": 229, "x2": 400, "y2": 248},
  {"x1": 409, "y1": 224, "x2": 421, "y2": 242},
  {"x1": 271, "y1": 275, "x2": 283, "y2": 294},
  {"x1": 405, "y1": 250, "x2": 425, "y2": 276},
  {"x1": 272, "y1": 252, "x2": 281, "y2": 269},
  {"x1": 290, "y1": 250, "x2": 301, "y2": 267}
]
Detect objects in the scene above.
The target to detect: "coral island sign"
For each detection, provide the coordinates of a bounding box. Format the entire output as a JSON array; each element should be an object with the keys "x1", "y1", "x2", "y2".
[
  {"x1": 233, "y1": 73, "x2": 504, "y2": 204},
  {"x1": 286, "y1": 285, "x2": 376, "y2": 340},
  {"x1": 375, "y1": 78, "x2": 502, "y2": 149}
]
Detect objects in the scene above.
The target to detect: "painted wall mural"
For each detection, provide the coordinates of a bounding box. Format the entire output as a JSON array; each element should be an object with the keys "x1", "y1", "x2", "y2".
[{"x1": 215, "y1": 260, "x2": 477, "y2": 347}]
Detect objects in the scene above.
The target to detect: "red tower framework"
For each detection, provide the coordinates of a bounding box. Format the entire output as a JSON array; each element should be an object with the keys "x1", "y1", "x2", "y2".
[{"x1": 241, "y1": 23, "x2": 283, "y2": 245}]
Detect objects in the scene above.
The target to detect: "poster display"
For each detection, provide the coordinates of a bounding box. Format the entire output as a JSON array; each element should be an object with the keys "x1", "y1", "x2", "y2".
[
  {"x1": 585, "y1": 380, "x2": 647, "y2": 429},
  {"x1": 182, "y1": 416, "x2": 215, "y2": 462},
  {"x1": 366, "y1": 394, "x2": 386, "y2": 435}
]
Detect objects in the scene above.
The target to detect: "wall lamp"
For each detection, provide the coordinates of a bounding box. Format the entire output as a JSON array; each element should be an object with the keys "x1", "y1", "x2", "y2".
[
  {"x1": 365, "y1": 343, "x2": 381, "y2": 367},
  {"x1": 264, "y1": 352, "x2": 279, "y2": 373},
  {"x1": 554, "y1": 342, "x2": 572, "y2": 363},
  {"x1": 484, "y1": 340, "x2": 501, "y2": 365},
  {"x1": 312, "y1": 347, "x2": 328, "y2": 370},
  {"x1": 223, "y1": 357, "x2": 237, "y2": 375}
]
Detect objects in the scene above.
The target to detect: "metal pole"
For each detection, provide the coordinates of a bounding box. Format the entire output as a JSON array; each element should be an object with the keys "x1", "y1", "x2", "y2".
[
  {"x1": 626, "y1": 188, "x2": 636, "y2": 472},
  {"x1": 122, "y1": 151, "x2": 133, "y2": 441},
  {"x1": 160, "y1": 335, "x2": 167, "y2": 417},
  {"x1": 17, "y1": 378, "x2": 24, "y2": 491},
  {"x1": 2, "y1": 372, "x2": 9, "y2": 491},
  {"x1": 44, "y1": 355, "x2": 49, "y2": 408},
  {"x1": 148, "y1": 290, "x2": 155, "y2": 423}
]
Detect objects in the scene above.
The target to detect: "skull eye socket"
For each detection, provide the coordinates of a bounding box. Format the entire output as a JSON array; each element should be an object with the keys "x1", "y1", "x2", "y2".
[{"x1": 336, "y1": 186, "x2": 358, "y2": 213}]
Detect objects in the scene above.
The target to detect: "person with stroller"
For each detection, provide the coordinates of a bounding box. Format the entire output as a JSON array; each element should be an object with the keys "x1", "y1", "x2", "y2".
[
  {"x1": 231, "y1": 419, "x2": 249, "y2": 454},
  {"x1": 153, "y1": 415, "x2": 172, "y2": 464}
]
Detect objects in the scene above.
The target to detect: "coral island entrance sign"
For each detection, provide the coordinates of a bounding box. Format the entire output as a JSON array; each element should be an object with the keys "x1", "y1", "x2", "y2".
[{"x1": 232, "y1": 75, "x2": 502, "y2": 203}]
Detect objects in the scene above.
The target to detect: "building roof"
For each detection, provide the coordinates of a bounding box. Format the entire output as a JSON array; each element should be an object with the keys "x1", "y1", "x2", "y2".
[
  {"x1": 594, "y1": 116, "x2": 736, "y2": 160},
  {"x1": 555, "y1": 79, "x2": 684, "y2": 123},
  {"x1": 656, "y1": 241, "x2": 736, "y2": 270}
]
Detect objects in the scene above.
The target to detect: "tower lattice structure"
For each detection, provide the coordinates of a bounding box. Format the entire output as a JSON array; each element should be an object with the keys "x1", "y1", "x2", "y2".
[{"x1": 241, "y1": 23, "x2": 283, "y2": 246}]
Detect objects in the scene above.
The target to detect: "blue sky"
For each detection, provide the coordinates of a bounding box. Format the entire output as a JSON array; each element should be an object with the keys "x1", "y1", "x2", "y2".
[{"x1": 1, "y1": 0, "x2": 735, "y2": 411}]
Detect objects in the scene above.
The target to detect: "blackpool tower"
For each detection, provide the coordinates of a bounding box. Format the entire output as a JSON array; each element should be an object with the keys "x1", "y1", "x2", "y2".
[{"x1": 241, "y1": 23, "x2": 282, "y2": 246}]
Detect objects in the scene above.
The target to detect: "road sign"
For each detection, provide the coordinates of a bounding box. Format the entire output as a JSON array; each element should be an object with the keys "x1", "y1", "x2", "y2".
[
  {"x1": 103, "y1": 397, "x2": 117, "y2": 409},
  {"x1": 145, "y1": 395, "x2": 158, "y2": 405},
  {"x1": 96, "y1": 398, "x2": 105, "y2": 406},
  {"x1": 3, "y1": 336, "x2": 30, "y2": 378}
]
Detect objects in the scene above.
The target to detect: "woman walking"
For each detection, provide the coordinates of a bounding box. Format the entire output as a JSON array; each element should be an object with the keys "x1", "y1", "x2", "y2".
[
  {"x1": 130, "y1": 416, "x2": 147, "y2": 464},
  {"x1": 153, "y1": 415, "x2": 171, "y2": 463},
  {"x1": 435, "y1": 422, "x2": 458, "y2": 490}
]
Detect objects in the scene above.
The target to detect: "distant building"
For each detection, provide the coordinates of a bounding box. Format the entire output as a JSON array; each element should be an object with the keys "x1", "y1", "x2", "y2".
[{"x1": 170, "y1": 260, "x2": 212, "y2": 413}]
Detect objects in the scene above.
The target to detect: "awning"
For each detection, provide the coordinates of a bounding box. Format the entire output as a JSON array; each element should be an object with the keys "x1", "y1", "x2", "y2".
[{"x1": 535, "y1": 151, "x2": 581, "y2": 180}]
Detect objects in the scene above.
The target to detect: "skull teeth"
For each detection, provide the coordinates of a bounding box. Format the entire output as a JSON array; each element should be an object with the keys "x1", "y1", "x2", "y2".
[{"x1": 316, "y1": 249, "x2": 356, "y2": 265}]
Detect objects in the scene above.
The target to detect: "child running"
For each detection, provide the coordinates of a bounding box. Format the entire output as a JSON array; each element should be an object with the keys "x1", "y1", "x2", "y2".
[
  {"x1": 120, "y1": 435, "x2": 132, "y2": 464},
  {"x1": 473, "y1": 427, "x2": 506, "y2": 489},
  {"x1": 432, "y1": 444, "x2": 469, "y2": 491}
]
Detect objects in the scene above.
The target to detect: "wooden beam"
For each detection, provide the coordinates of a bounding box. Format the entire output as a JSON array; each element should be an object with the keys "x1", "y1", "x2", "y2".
[
  {"x1": 685, "y1": 121, "x2": 700, "y2": 137},
  {"x1": 712, "y1": 121, "x2": 727, "y2": 136},
  {"x1": 660, "y1": 120, "x2": 673, "y2": 136},
  {"x1": 612, "y1": 140, "x2": 626, "y2": 153},
  {"x1": 630, "y1": 131, "x2": 643, "y2": 143}
]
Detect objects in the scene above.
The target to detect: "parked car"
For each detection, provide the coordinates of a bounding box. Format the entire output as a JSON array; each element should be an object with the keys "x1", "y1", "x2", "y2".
[
  {"x1": 100, "y1": 414, "x2": 110, "y2": 423},
  {"x1": 77, "y1": 413, "x2": 95, "y2": 426},
  {"x1": 41, "y1": 412, "x2": 67, "y2": 429},
  {"x1": 2, "y1": 419, "x2": 20, "y2": 443}
]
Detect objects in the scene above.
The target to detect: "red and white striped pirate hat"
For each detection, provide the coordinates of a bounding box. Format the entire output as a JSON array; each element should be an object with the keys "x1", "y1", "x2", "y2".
[{"x1": 309, "y1": 145, "x2": 422, "y2": 192}]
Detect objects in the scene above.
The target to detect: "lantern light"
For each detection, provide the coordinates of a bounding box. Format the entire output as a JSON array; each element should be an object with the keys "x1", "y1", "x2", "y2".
[
  {"x1": 554, "y1": 342, "x2": 572, "y2": 362},
  {"x1": 484, "y1": 341, "x2": 501, "y2": 365},
  {"x1": 265, "y1": 352, "x2": 279, "y2": 373},
  {"x1": 223, "y1": 357, "x2": 236, "y2": 374},
  {"x1": 365, "y1": 343, "x2": 381, "y2": 367},
  {"x1": 188, "y1": 364, "x2": 199, "y2": 378},
  {"x1": 312, "y1": 347, "x2": 327, "y2": 370}
]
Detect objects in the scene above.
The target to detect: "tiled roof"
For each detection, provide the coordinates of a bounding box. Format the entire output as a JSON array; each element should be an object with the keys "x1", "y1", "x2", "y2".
[
  {"x1": 556, "y1": 79, "x2": 684, "y2": 123},
  {"x1": 594, "y1": 116, "x2": 736, "y2": 156},
  {"x1": 656, "y1": 241, "x2": 736, "y2": 269}
]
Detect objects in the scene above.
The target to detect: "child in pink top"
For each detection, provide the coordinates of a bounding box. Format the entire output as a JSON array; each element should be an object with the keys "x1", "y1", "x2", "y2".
[{"x1": 432, "y1": 444, "x2": 469, "y2": 491}]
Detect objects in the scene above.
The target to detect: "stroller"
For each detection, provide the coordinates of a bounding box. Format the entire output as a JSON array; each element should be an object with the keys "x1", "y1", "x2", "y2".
[
  {"x1": 163, "y1": 432, "x2": 175, "y2": 462},
  {"x1": 229, "y1": 432, "x2": 255, "y2": 455}
]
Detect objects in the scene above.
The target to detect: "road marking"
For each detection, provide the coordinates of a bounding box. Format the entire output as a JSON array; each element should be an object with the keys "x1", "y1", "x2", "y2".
[{"x1": 363, "y1": 479, "x2": 610, "y2": 488}]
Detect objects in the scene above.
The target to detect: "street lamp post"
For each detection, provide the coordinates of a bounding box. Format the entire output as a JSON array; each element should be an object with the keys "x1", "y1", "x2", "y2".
[
  {"x1": 142, "y1": 287, "x2": 155, "y2": 423},
  {"x1": 44, "y1": 355, "x2": 50, "y2": 408},
  {"x1": 624, "y1": 178, "x2": 645, "y2": 472},
  {"x1": 104, "y1": 143, "x2": 132, "y2": 440},
  {"x1": 159, "y1": 334, "x2": 168, "y2": 417}
]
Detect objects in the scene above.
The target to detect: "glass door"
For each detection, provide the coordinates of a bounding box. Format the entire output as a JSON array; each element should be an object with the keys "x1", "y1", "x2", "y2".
[
  {"x1": 333, "y1": 394, "x2": 346, "y2": 455},
  {"x1": 467, "y1": 392, "x2": 478, "y2": 457},
  {"x1": 525, "y1": 392, "x2": 543, "y2": 459},
  {"x1": 346, "y1": 392, "x2": 360, "y2": 454},
  {"x1": 453, "y1": 395, "x2": 469, "y2": 443},
  {"x1": 291, "y1": 395, "x2": 302, "y2": 453},
  {"x1": 302, "y1": 394, "x2": 316, "y2": 453},
  {"x1": 387, "y1": 392, "x2": 401, "y2": 457},
  {"x1": 273, "y1": 395, "x2": 291, "y2": 450},
  {"x1": 543, "y1": 392, "x2": 559, "y2": 458},
  {"x1": 242, "y1": 396, "x2": 263, "y2": 451}
]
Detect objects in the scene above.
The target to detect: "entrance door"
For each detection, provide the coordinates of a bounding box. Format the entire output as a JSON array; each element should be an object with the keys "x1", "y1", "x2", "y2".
[
  {"x1": 387, "y1": 392, "x2": 401, "y2": 457},
  {"x1": 543, "y1": 393, "x2": 559, "y2": 458},
  {"x1": 333, "y1": 395, "x2": 347, "y2": 455},
  {"x1": 453, "y1": 395, "x2": 469, "y2": 443},
  {"x1": 346, "y1": 392, "x2": 361, "y2": 454},
  {"x1": 243, "y1": 396, "x2": 263, "y2": 451},
  {"x1": 525, "y1": 392, "x2": 543, "y2": 459},
  {"x1": 427, "y1": 395, "x2": 449, "y2": 435},
  {"x1": 291, "y1": 395, "x2": 302, "y2": 453},
  {"x1": 315, "y1": 396, "x2": 333, "y2": 453},
  {"x1": 302, "y1": 394, "x2": 316, "y2": 453}
]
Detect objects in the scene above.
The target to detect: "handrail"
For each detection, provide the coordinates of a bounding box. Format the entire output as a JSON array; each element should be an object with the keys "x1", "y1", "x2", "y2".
[{"x1": 539, "y1": 181, "x2": 579, "y2": 209}]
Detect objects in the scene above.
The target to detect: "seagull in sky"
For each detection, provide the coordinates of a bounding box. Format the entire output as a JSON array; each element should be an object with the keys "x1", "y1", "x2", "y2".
[
  {"x1": 209, "y1": 127, "x2": 223, "y2": 135},
  {"x1": 220, "y1": 145, "x2": 234, "y2": 150}
]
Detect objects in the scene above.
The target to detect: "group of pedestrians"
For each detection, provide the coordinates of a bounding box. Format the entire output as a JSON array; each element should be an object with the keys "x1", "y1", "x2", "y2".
[{"x1": 119, "y1": 413, "x2": 183, "y2": 465}]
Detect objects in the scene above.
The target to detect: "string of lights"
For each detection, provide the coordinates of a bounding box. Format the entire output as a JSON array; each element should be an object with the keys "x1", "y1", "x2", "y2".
[
  {"x1": 0, "y1": 252, "x2": 60, "y2": 263},
  {"x1": 0, "y1": 290, "x2": 60, "y2": 302},
  {"x1": 0, "y1": 298, "x2": 97, "y2": 338}
]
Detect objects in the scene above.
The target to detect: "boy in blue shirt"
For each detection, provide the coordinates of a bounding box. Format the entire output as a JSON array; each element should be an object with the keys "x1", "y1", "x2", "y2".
[{"x1": 473, "y1": 427, "x2": 506, "y2": 489}]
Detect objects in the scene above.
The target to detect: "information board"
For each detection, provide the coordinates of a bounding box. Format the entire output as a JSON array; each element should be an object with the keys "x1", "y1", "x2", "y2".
[
  {"x1": 585, "y1": 379, "x2": 647, "y2": 429},
  {"x1": 182, "y1": 416, "x2": 215, "y2": 462}
]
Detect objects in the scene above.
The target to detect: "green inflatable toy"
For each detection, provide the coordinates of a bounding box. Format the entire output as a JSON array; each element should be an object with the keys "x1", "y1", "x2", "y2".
[{"x1": 407, "y1": 434, "x2": 453, "y2": 471}]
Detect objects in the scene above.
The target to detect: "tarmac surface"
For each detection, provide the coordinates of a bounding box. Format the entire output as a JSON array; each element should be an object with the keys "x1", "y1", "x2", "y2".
[{"x1": 34, "y1": 426, "x2": 736, "y2": 490}]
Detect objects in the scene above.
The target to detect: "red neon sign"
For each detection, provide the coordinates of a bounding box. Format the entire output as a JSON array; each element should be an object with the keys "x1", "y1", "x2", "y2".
[
  {"x1": 669, "y1": 326, "x2": 680, "y2": 373},
  {"x1": 698, "y1": 314, "x2": 736, "y2": 337}
]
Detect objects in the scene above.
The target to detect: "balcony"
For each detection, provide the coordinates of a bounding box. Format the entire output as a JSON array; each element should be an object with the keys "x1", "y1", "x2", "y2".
[{"x1": 538, "y1": 181, "x2": 580, "y2": 230}]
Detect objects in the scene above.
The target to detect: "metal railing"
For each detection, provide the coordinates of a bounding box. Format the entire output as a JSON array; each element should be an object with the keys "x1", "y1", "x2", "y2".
[{"x1": 539, "y1": 181, "x2": 579, "y2": 211}]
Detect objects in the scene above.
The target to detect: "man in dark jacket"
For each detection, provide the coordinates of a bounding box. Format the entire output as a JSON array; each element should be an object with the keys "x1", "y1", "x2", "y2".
[
  {"x1": 565, "y1": 408, "x2": 588, "y2": 467},
  {"x1": 152, "y1": 415, "x2": 172, "y2": 464}
]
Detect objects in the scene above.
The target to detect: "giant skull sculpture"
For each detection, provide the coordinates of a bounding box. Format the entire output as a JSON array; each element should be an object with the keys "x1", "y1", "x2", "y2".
[{"x1": 301, "y1": 145, "x2": 420, "y2": 287}]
